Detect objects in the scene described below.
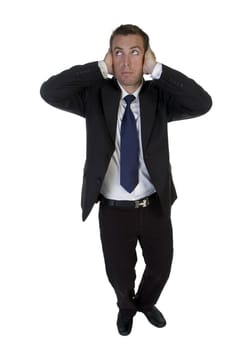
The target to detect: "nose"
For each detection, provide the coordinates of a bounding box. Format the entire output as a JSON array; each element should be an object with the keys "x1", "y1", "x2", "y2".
[{"x1": 123, "y1": 54, "x2": 130, "y2": 67}]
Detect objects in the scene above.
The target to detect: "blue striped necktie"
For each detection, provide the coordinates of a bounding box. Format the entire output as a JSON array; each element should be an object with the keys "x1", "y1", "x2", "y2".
[{"x1": 120, "y1": 94, "x2": 139, "y2": 193}]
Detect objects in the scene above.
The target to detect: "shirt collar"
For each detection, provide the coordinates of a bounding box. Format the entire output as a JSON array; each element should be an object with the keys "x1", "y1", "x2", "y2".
[{"x1": 117, "y1": 81, "x2": 143, "y2": 100}]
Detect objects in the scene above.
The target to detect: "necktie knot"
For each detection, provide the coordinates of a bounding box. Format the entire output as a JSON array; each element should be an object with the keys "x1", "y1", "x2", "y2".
[{"x1": 124, "y1": 94, "x2": 135, "y2": 106}]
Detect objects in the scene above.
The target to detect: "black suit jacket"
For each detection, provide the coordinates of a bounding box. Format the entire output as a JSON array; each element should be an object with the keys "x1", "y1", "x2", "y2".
[{"x1": 40, "y1": 62, "x2": 212, "y2": 221}]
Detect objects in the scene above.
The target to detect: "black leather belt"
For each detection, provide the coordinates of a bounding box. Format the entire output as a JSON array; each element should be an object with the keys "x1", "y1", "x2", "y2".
[{"x1": 100, "y1": 193, "x2": 157, "y2": 209}]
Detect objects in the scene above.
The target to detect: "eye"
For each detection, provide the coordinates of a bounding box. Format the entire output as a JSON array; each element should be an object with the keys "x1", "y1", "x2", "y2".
[
  {"x1": 115, "y1": 50, "x2": 123, "y2": 56},
  {"x1": 131, "y1": 49, "x2": 139, "y2": 55}
]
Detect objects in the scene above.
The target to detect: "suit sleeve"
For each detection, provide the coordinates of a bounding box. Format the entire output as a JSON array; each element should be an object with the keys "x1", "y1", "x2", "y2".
[
  {"x1": 154, "y1": 64, "x2": 212, "y2": 122},
  {"x1": 40, "y1": 62, "x2": 104, "y2": 117}
]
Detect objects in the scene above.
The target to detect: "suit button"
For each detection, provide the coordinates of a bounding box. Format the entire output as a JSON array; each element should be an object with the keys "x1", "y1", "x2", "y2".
[{"x1": 96, "y1": 177, "x2": 102, "y2": 185}]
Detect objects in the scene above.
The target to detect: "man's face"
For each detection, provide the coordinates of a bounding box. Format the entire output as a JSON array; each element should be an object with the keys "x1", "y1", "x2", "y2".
[{"x1": 111, "y1": 34, "x2": 145, "y2": 93}]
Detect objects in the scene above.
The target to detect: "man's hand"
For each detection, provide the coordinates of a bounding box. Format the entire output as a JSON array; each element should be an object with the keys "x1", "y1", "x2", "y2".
[
  {"x1": 143, "y1": 47, "x2": 157, "y2": 74},
  {"x1": 104, "y1": 49, "x2": 113, "y2": 75}
]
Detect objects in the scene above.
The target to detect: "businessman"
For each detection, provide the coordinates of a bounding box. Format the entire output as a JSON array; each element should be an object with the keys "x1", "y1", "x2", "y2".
[{"x1": 40, "y1": 24, "x2": 212, "y2": 335}]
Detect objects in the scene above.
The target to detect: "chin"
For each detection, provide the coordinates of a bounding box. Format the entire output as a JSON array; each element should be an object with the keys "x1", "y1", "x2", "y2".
[{"x1": 120, "y1": 78, "x2": 136, "y2": 86}]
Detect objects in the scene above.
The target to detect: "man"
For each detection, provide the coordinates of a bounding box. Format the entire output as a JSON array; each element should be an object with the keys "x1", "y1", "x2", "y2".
[{"x1": 40, "y1": 24, "x2": 212, "y2": 336}]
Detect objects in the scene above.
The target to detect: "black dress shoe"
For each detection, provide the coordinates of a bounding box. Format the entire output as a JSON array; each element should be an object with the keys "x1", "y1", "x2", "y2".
[
  {"x1": 117, "y1": 311, "x2": 134, "y2": 336},
  {"x1": 143, "y1": 306, "x2": 166, "y2": 328}
]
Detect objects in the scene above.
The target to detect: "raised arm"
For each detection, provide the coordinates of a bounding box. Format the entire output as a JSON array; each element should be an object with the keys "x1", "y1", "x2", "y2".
[
  {"x1": 40, "y1": 62, "x2": 104, "y2": 117},
  {"x1": 143, "y1": 47, "x2": 212, "y2": 121}
]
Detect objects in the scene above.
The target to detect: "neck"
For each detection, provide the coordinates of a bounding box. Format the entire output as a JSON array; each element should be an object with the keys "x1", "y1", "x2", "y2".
[{"x1": 117, "y1": 80, "x2": 143, "y2": 95}]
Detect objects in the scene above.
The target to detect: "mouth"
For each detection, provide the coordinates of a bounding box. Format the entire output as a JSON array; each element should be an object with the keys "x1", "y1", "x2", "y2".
[{"x1": 121, "y1": 71, "x2": 133, "y2": 76}]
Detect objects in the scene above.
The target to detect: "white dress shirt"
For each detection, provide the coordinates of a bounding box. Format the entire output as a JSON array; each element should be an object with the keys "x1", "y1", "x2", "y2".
[{"x1": 99, "y1": 62, "x2": 163, "y2": 200}]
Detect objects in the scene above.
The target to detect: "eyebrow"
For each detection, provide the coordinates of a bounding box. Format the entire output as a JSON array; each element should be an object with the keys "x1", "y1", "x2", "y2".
[{"x1": 113, "y1": 46, "x2": 142, "y2": 51}]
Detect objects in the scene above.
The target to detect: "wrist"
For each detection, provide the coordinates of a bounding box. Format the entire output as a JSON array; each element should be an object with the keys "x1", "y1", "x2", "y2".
[
  {"x1": 98, "y1": 61, "x2": 108, "y2": 78},
  {"x1": 151, "y1": 62, "x2": 162, "y2": 79}
]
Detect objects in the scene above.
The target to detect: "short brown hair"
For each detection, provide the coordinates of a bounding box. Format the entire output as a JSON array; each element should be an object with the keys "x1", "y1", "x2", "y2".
[{"x1": 110, "y1": 24, "x2": 149, "y2": 52}]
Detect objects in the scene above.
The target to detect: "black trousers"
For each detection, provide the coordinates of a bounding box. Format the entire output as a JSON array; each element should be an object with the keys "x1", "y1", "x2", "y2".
[{"x1": 98, "y1": 196, "x2": 173, "y2": 316}]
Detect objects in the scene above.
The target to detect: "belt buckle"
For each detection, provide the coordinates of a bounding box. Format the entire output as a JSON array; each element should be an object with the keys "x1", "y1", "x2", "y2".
[{"x1": 135, "y1": 198, "x2": 149, "y2": 208}]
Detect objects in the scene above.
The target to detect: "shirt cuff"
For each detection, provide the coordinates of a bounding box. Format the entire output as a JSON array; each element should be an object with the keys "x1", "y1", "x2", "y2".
[
  {"x1": 98, "y1": 61, "x2": 108, "y2": 79},
  {"x1": 151, "y1": 62, "x2": 163, "y2": 79}
]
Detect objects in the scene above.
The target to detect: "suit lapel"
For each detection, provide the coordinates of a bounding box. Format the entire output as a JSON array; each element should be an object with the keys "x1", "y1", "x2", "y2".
[
  {"x1": 101, "y1": 79, "x2": 157, "y2": 150},
  {"x1": 139, "y1": 84, "x2": 158, "y2": 151},
  {"x1": 101, "y1": 79, "x2": 121, "y2": 142}
]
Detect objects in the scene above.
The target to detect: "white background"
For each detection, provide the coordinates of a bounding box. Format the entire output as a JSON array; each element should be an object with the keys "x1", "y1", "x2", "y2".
[{"x1": 1, "y1": 0, "x2": 233, "y2": 349}]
